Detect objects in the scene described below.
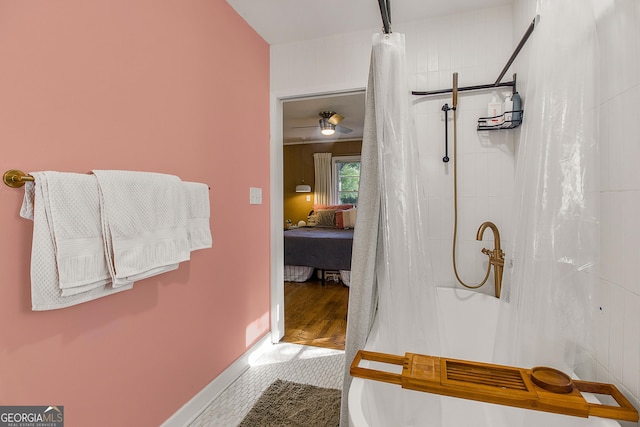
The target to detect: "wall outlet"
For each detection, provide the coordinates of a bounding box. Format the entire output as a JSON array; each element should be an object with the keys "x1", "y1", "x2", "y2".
[
  {"x1": 249, "y1": 187, "x2": 262, "y2": 205},
  {"x1": 306, "y1": 195, "x2": 311, "y2": 202}
]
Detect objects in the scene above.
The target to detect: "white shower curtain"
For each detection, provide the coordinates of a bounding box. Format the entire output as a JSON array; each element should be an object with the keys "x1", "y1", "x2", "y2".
[
  {"x1": 340, "y1": 3, "x2": 600, "y2": 425},
  {"x1": 340, "y1": 32, "x2": 441, "y2": 427},
  {"x1": 313, "y1": 152, "x2": 332, "y2": 206},
  {"x1": 494, "y1": 0, "x2": 599, "y2": 396}
]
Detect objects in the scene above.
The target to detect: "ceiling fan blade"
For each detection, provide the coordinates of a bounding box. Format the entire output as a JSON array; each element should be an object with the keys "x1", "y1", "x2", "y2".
[
  {"x1": 328, "y1": 113, "x2": 344, "y2": 125},
  {"x1": 337, "y1": 125, "x2": 353, "y2": 134},
  {"x1": 291, "y1": 125, "x2": 318, "y2": 129}
]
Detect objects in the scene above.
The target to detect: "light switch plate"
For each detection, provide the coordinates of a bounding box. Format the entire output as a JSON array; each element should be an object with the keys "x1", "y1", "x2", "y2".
[{"x1": 250, "y1": 187, "x2": 262, "y2": 205}]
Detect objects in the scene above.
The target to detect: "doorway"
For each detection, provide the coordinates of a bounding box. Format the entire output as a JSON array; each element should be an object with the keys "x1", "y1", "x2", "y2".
[{"x1": 274, "y1": 90, "x2": 365, "y2": 350}]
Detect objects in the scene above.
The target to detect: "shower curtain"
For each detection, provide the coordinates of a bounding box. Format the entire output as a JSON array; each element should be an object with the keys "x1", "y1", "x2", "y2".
[
  {"x1": 340, "y1": 32, "x2": 441, "y2": 427},
  {"x1": 494, "y1": 0, "x2": 599, "y2": 393},
  {"x1": 340, "y1": 2, "x2": 599, "y2": 424}
]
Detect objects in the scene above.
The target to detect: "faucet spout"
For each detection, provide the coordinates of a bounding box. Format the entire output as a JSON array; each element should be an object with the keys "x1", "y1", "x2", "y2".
[
  {"x1": 476, "y1": 221, "x2": 501, "y2": 251},
  {"x1": 476, "y1": 221, "x2": 505, "y2": 298}
]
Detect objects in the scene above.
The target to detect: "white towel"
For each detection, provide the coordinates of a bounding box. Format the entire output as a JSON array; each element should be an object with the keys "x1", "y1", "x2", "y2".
[
  {"x1": 21, "y1": 172, "x2": 130, "y2": 311},
  {"x1": 40, "y1": 172, "x2": 112, "y2": 295},
  {"x1": 183, "y1": 181, "x2": 212, "y2": 251},
  {"x1": 92, "y1": 170, "x2": 190, "y2": 287}
]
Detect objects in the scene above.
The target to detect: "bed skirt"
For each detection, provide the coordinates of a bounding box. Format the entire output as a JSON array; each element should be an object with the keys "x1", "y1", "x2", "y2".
[{"x1": 283, "y1": 265, "x2": 314, "y2": 282}]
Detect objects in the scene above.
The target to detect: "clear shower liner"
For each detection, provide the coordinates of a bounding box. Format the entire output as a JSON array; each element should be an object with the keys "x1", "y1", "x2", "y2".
[
  {"x1": 342, "y1": 31, "x2": 444, "y2": 427},
  {"x1": 493, "y1": 0, "x2": 600, "y2": 379},
  {"x1": 343, "y1": 0, "x2": 600, "y2": 425}
]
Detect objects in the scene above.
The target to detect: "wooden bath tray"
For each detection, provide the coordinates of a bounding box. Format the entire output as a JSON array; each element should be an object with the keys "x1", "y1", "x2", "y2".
[{"x1": 350, "y1": 350, "x2": 638, "y2": 422}]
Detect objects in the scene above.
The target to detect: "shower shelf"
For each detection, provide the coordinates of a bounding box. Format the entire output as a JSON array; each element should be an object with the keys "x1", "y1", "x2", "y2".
[{"x1": 477, "y1": 110, "x2": 524, "y2": 131}]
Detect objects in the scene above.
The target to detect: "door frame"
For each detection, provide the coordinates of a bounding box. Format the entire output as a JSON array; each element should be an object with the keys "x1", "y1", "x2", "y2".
[{"x1": 269, "y1": 88, "x2": 365, "y2": 343}]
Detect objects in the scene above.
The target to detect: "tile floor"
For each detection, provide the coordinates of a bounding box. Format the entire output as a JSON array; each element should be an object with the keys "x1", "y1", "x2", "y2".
[{"x1": 189, "y1": 341, "x2": 345, "y2": 427}]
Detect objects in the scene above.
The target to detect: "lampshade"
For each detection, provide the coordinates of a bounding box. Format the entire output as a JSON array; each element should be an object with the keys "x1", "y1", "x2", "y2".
[
  {"x1": 296, "y1": 184, "x2": 312, "y2": 193},
  {"x1": 319, "y1": 118, "x2": 336, "y2": 136}
]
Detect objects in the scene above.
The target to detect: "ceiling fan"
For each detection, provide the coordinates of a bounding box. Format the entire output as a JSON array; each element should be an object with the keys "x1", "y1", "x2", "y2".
[{"x1": 293, "y1": 111, "x2": 353, "y2": 136}]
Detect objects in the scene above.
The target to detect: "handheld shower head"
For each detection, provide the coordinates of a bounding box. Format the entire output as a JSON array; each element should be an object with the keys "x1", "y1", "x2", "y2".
[{"x1": 452, "y1": 72, "x2": 459, "y2": 109}]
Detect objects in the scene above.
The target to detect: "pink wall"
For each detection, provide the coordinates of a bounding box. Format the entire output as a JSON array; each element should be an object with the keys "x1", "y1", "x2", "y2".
[{"x1": 0, "y1": 1, "x2": 270, "y2": 425}]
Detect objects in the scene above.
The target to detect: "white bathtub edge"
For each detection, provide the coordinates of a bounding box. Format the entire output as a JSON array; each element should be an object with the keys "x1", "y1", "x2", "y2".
[{"x1": 348, "y1": 377, "x2": 367, "y2": 427}]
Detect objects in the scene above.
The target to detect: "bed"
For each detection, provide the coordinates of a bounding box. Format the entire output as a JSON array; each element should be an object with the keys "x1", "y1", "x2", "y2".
[{"x1": 284, "y1": 204, "x2": 356, "y2": 285}]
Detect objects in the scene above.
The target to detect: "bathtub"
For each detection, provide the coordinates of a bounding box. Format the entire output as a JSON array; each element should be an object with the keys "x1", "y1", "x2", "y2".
[{"x1": 348, "y1": 287, "x2": 621, "y2": 427}]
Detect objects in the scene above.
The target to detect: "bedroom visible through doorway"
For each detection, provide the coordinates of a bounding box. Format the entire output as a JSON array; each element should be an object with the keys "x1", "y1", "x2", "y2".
[{"x1": 280, "y1": 91, "x2": 365, "y2": 350}]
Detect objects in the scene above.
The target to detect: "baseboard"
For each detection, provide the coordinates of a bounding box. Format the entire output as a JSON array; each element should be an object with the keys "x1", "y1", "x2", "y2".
[{"x1": 161, "y1": 333, "x2": 272, "y2": 427}]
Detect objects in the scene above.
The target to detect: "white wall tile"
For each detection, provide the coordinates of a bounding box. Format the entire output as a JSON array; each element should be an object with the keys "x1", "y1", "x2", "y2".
[
  {"x1": 427, "y1": 198, "x2": 442, "y2": 240},
  {"x1": 594, "y1": 279, "x2": 611, "y2": 368},
  {"x1": 600, "y1": 191, "x2": 626, "y2": 286},
  {"x1": 623, "y1": 291, "x2": 640, "y2": 397},
  {"x1": 596, "y1": 0, "x2": 640, "y2": 101},
  {"x1": 599, "y1": 98, "x2": 611, "y2": 192},
  {"x1": 609, "y1": 283, "x2": 625, "y2": 382},
  {"x1": 460, "y1": 152, "x2": 475, "y2": 198},
  {"x1": 622, "y1": 191, "x2": 640, "y2": 295},
  {"x1": 621, "y1": 85, "x2": 640, "y2": 190}
]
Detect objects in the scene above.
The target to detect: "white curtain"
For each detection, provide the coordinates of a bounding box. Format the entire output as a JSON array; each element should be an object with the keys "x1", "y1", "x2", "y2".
[
  {"x1": 313, "y1": 152, "x2": 332, "y2": 206},
  {"x1": 494, "y1": 0, "x2": 599, "y2": 394},
  {"x1": 340, "y1": 32, "x2": 441, "y2": 427}
]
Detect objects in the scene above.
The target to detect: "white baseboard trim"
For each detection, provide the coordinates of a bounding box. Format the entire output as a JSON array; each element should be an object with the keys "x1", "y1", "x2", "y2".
[{"x1": 161, "y1": 333, "x2": 273, "y2": 427}]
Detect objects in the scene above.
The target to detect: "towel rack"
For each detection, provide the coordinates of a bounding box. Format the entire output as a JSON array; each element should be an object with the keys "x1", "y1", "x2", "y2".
[
  {"x1": 3, "y1": 169, "x2": 212, "y2": 190},
  {"x1": 3, "y1": 170, "x2": 34, "y2": 188}
]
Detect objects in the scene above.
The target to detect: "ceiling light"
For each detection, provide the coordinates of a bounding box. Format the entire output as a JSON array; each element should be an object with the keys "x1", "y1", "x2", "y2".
[{"x1": 319, "y1": 118, "x2": 336, "y2": 136}]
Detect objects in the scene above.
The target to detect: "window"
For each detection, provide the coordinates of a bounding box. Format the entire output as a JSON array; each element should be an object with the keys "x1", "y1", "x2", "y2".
[{"x1": 332, "y1": 155, "x2": 361, "y2": 205}]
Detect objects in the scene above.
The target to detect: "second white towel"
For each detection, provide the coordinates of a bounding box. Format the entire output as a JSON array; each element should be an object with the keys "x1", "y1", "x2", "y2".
[
  {"x1": 92, "y1": 170, "x2": 191, "y2": 287},
  {"x1": 183, "y1": 181, "x2": 212, "y2": 251}
]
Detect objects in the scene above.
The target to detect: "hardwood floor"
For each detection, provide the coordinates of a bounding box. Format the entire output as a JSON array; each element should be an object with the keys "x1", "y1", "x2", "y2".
[{"x1": 280, "y1": 278, "x2": 349, "y2": 350}]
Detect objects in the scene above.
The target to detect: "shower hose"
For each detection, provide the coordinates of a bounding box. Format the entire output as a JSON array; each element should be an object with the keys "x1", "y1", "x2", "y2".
[{"x1": 450, "y1": 72, "x2": 492, "y2": 290}]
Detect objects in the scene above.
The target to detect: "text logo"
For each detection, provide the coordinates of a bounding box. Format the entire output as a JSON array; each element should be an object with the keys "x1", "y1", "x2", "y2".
[{"x1": 0, "y1": 406, "x2": 64, "y2": 427}]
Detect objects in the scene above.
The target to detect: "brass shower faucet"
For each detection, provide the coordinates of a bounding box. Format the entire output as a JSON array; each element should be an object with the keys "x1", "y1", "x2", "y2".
[{"x1": 476, "y1": 221, "x2": 505, "y2": 298}]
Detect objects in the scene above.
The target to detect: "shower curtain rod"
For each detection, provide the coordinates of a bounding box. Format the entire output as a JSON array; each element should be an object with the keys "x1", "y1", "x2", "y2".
[
  {"x1": 412, "y1": 77, "x2": 518, "y2": 97},
  {"x1": 412, "y1": 17, "x2": 537, "y2": 97},
  {"x1": 378, "y1": 0, "x2": 391, "y2": 34}
]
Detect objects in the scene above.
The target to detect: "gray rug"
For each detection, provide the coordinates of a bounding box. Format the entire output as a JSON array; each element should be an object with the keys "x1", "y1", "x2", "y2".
[{"x1": 238, "y1": 379, "x2": 341, "y2": 427}]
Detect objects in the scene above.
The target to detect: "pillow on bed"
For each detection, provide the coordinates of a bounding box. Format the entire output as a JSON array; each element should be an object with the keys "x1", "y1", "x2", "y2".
[
  {"x1": 306, "y1": 213, "x2": 318, "y2": 227},
  {"x1": 342, "y1": 207, "x2": 357, "y2": 228},
  {"x1": 335, "y1": 210, "x2": 345, "y2": 229},
  {"x1": 315, "y1": 209, "x2": 336, "y2": 227}
]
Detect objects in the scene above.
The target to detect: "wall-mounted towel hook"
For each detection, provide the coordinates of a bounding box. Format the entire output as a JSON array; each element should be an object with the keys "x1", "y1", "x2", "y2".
[{"x1": 3, "y1": 169, "x2": 34, "y2": 188}]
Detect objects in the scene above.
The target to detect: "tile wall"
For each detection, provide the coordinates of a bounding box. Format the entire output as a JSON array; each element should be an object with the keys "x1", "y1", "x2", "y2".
[
  {"x1": 595, "y1": 1, "x2": 640, "y2": 423},
  {"x1": 402, "y1": 6, "x2": 516, "y2": 292}
]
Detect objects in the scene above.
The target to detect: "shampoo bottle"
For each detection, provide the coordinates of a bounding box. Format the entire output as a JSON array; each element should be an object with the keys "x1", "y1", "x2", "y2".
[
  {"x1": 488, "y1": 95, "x2": 503, "y2": 126},
  {"x1": 511, "y1": 92, "x2": 522, "y2": 124},
  {"x1": 504, "y1": 95, "x2": 513, "y2": 122}
]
